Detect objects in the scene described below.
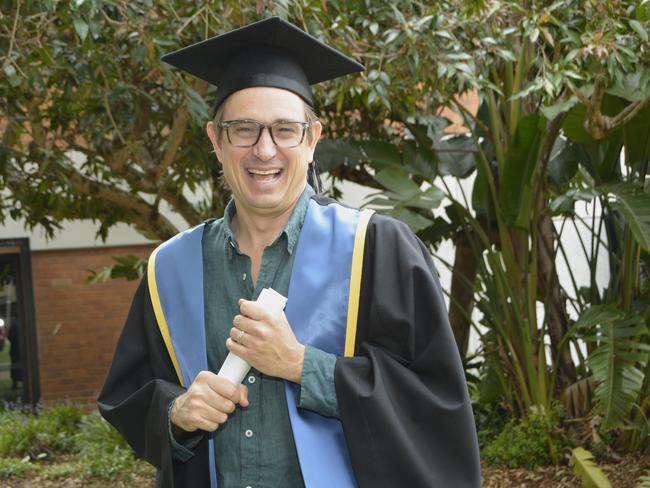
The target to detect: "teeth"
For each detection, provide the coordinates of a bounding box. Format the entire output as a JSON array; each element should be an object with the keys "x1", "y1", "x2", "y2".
[{"x1": 248, "y1": 168, "x2": 280, "y2": 175}]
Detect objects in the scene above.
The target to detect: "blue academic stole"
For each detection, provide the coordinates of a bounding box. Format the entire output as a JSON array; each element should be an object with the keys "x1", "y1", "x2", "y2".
[{"x1": 147, "y1": 199, "x2": 373, "y2": 488}]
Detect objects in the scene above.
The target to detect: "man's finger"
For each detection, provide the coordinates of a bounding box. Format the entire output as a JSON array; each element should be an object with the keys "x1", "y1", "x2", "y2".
[
  {"x1": 196, "y1": 410, "x2": 228, "y2": 432},
  {"x1": 226, "y1": 337, "x2": 247, "y2": 360},
  {"x1": 201, "y1": 370, "x2": 240, "y2": 401},
  {"x1": 239, "y1": 299, "x2": 269, "y2": 321},
  {"x1": 232, "y1": 315, "x2": 258, "y2": 334},
  {"x1": 238, "y1": 384, "x2": 249, "y2": 407}
]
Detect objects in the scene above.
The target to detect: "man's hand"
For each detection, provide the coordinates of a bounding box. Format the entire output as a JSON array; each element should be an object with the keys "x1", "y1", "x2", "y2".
[
  {"x1": 170, "y1": 370, "x2": 249, "y2": 434},
  {"x1": 226, "y1": 299, "x2": 305, "y2": 383}
]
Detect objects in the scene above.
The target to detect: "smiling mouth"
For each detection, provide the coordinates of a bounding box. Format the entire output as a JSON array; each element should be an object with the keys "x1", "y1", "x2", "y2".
[{"x1": 247, "y1": 168, "x2": 282, "y2": 180}]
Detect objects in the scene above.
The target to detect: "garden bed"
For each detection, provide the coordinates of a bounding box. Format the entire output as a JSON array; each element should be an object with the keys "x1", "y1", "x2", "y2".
[
  {"x1": 1, "y1": 404, "x2": 648, "y2": 487},
  {"x1": 2, "y1": 454, "x2": 649, "y2": 487}
]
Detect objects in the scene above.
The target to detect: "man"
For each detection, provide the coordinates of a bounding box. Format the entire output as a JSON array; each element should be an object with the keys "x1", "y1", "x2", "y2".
[{"x1": 98, "y1": 17, "x2": 481, "y2": 488}]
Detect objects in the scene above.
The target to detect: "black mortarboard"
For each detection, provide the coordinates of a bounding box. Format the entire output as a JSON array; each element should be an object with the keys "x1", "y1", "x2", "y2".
[{"x1": 161, "y1": 16, "x2": 364, "y2": 111}]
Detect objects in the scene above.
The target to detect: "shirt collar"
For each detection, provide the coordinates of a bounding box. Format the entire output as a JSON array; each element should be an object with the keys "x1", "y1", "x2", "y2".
[{"x1": 222, "y1": 184, "x2": 315, "y2": 255}]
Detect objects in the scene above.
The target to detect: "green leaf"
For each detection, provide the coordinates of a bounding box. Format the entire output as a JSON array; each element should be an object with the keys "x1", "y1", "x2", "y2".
[
  {"x1": 3, "y1": 63, "x2": 21, "y2": 88},
  {"x1": 570, "y1": 447, "x2": 612, "y2": 488},
  {"x1": 603, "y1": 184, "x2": 650, "y2": 251},
  {"x1": 541, "y1": 96, "x2": 578, "y2": 120},
  {"x1": 499, "y1": 114, "x2": 545, "y2": 227},
  {"x1": 548, "y1": 139, "x2": 579, "y2": 185},
  {"x1": 384, "y1": 208, "x2": 433, "y2": 232},
  {"x1": 607, "y1": 71, "x2": 650, "y2": 102},
  {"x1": 402, "y1": 141, "x2": 437, "y2": 180},
  {"x1": 73, "y1": 17, "x2": 89, "y2": 42},
  {"x1": 86, "y1": 255, "x2": 148, "y2": 284},
  {"x1": 623, "y1": 105, "x2": 650, "y2": 168},
  {"x1": 471, "y1": 162, "x2": 490, "y2": 215},
  {"x1": 574, "y1": 305, "x2": 625, "y2": 329},
  {"x1": 637, "y1": 469, "x2": 650, "y2": 488},
  {"x1": 630, "y1": 20, "x2": 649, "y2": 42},
  {"x1": 563, "y1": 103, "x2": 593, "y2": 144},
  {"x1": 549, "y1": 188, "x2": 599, "y2": 214},
  {"x1": 358, "y1": 140, "x2": 402, "y2": 169},
  {"x1": 315, "y1": 139, "x2": 362, "y2": 172},
  {"x1": 374, "y1": 168, "x2": 420, "y2": 195},
  {"x1": 417, "y1": 217, "x2": 453, "y2": 247},
  {"x1": 184, "y1": 86, "x2": 209, "y2": 125},
  {"x1": 404, "y1": 122, "x2": 433, "y2": 147},
  {"x1": 434, "y1": 136, "x2": 477, "y2": 178},
  {"x1": 574, "y1": 307, "x2": 649, "y2": 430}
]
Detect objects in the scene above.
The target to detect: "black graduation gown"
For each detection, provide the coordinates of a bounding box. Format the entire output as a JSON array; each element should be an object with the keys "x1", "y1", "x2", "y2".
[{"x1": 97, "y1": 211, "x2": 481, "y2": 488}]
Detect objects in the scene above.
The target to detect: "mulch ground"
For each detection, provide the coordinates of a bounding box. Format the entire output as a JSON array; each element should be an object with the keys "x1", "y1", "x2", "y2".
[
  {"x1": 2, "y1": 454, "x2": 648, "y2": 487},
  {"x1": 482, "y1": 453, "x2": 650, "y2": 487}
]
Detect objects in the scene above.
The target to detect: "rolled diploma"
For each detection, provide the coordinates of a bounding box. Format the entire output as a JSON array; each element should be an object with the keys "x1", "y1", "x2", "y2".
[{"x1": 217, "y1": 288, "x2": 288, "y2": 385}]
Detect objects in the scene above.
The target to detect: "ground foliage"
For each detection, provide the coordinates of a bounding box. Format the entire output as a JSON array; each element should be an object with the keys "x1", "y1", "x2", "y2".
[
  {"x1": 0, "y1": 403, "x2": 154, "y2": 483},
  {"x1": 482, "y1": 404, "x2": 568, "y2": 469},
  {"x1": 0, "y1": 403, "x2": 647, "y2": 487}
]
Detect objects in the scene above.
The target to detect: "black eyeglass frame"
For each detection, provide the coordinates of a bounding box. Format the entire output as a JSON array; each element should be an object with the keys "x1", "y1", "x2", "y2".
[{"x1": 217, "y1": 119, "x2": 312, "y2": 148}]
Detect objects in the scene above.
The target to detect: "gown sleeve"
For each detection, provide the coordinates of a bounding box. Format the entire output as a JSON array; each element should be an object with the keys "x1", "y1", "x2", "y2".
[
  {"x1": 97, "y1": 273, "x2": 210, "y2": 488},
  {"x1": 334, "y1": 214, "x2": 482, "y2": 488}
]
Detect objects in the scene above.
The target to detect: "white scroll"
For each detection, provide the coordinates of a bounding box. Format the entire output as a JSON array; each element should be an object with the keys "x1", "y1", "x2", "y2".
[{"x1": 217, "y1": 288, "x2": 288, "y2": 385}]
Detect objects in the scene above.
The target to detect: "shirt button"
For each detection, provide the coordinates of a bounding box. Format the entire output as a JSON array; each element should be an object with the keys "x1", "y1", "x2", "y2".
[
  {"x1": 245, "y1": 486, "x2": 252, "y2": 488},
  {"x1": 242, "y1": 272, "x2": 247, "y2": 281},
  {"x1": 247, "y1": 375, "x2": 256, "y2": 384},
  {"x1": 244, "y1": 429, "x2": 253, "y2": 438}
]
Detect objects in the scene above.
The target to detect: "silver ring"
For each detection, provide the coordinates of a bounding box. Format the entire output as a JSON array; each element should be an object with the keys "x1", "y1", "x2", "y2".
[{"x1": 236, "y1": 329, "x2": 245, "y2": 344}]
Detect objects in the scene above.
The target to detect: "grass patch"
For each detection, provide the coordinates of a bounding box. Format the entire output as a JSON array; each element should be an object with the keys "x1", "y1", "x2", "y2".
[
  {"x1": 0, "y1": 403, "x2": 82, "y2": 458},
  {"x1": 41, "y1": 461, "x2": 78, "y2": 480},
  {"x1": 74, "y1": 412, "x2": 153, "y2": 481},
  {"x1": 0, "y1": 457, "x2": 39, "y2": 477},
  {"x1": 0, "y1": 403, "x2": 154, "y2": 482}
]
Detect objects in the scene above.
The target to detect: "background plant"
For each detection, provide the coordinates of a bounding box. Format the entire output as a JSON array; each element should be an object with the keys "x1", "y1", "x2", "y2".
[{"x1": 0, "y1": 404, "x2": 153, "y2": 482}]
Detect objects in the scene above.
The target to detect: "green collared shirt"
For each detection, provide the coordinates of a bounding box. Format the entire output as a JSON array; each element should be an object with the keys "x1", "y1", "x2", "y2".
[{"x1": 170, "y1": 185, "x2": 339, "y2": 488}]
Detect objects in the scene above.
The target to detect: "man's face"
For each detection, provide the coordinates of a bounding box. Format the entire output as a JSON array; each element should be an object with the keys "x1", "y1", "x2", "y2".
[{"x1": 207, "y1": 87, "x2": 321, "y2": 219}]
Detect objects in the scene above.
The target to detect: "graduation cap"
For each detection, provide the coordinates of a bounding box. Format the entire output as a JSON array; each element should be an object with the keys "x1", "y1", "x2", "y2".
[{"x1": 161, "y1": 16, "x2": 364, "y2": 111}]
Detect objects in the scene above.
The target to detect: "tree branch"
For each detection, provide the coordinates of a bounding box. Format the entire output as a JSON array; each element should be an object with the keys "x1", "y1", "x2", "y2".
[
  {"x1": 5, "y1": 0, "x2": 21, "y2": 63},
  {"x1": 100, "y1": 84, "x2": 127, "y2": 144},
  {"x1": 63, "y1": 168, "x2": 179, "y2": 240},
  {"x1": 104, "y1": 143, "x2": 159, "y2": 193},
  {"x1": 578, "y1": 77, "x2": 649, "y2": 140},
  {"x1": 25, "y1": 99, "x2": 46, "y2": 147},
  {"x1": 608, "y1": 96, "x2": 650, "y2": 129},
  {"x1": 157, "y1": 105, "x2": 189, "y2": 180},
  {"x1": 162, "y1": 184, "x2": 203, "y2": 226}
]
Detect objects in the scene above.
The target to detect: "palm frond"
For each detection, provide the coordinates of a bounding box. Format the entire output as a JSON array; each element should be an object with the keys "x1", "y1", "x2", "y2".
[
  {"x1": 575, "y1": 306, "x2": 650, "y2": 430},
  {"x1": 637, "y1": 469, "x2": 650, "y2": 488},
  {"x1": 570, "y1": 447, "x2": 612, "y2": 488}
]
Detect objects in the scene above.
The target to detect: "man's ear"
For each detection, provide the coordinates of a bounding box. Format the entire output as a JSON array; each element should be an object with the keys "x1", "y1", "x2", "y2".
[
  {"x1": 305, "y1": 121, "x2": 322, "y2": 162},
  {"x1": 206, "y1": 121, "x2": 223, "y2": 161}
]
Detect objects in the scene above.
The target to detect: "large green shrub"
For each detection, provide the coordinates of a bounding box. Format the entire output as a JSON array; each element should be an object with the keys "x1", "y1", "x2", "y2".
[{"x1": 482, "y1": 406, "x2": 567, "y2": 469}]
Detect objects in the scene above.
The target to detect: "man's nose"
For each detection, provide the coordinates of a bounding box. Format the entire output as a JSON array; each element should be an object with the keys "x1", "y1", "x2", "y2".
[{"x1": 253, "y1": 126, "x2": 277, "y2": 160}]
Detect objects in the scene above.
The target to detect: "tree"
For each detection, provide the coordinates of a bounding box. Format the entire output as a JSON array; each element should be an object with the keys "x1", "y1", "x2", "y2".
[{"x1": 310, "y1": 0, "x2": 650, "y2": 445}]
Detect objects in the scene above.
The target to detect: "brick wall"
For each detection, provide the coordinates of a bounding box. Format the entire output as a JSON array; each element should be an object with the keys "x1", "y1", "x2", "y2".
[{"x1": 31, "y1": 245, "x2": 153, "y2": 404}]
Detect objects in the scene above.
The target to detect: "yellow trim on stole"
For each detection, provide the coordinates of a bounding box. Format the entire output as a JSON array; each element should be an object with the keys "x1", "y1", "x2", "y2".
[
  {"x1": 147, "y1": 246, "x2": 185, "y2": 386},
  {"x1": 344, "y1": 209, "x2": 375, "y2": 357}
]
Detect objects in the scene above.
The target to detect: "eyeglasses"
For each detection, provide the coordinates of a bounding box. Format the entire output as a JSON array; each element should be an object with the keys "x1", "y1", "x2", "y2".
[{"x1": 217, "y1": 119, "x2": 311, "y2": 148}]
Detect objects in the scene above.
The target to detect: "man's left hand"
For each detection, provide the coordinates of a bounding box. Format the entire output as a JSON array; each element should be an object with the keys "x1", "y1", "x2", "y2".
[{"x1": 226, "y1": 299, "x2": 305, "y2": 383}]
